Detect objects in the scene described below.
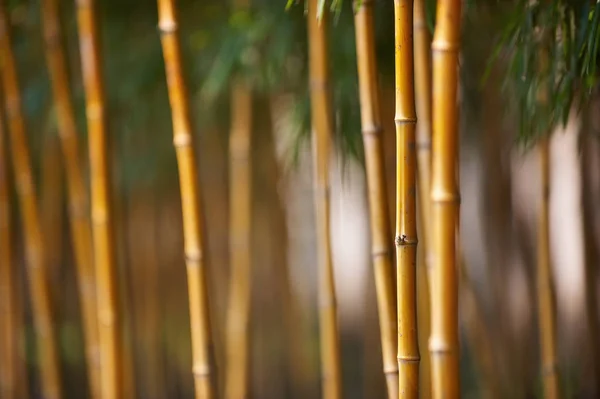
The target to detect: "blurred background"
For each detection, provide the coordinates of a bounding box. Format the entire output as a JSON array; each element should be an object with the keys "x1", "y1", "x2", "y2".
[{"x1": 1, "y1": 0, "x2": 600, "y2": 398}]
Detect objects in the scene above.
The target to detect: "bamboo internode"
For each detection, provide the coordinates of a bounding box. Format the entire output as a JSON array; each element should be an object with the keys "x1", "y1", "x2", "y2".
[
  {"x1": 157, "y1": 1, "x2": 214, "y2": 397},
  {"x1": 307, "y1": 1, "x2": 342, "y2": 398},
  {"x1": 429, "y1": 0, "x2": 462, "y2": 397},
  {"x1": 75, "y1": 0, "x2": 122, "y2": 397},
  {"x1": 41, "y1": 0, "x2": 101, "y2": 396},
  {"x1": 353, "y1": 2, "x2": 398, "y2": 398},
  {"x1": 0, "y1": 3, "x2": 63, "y2": 398},
  {"x1": 393, "y1": 1, "x2": 420, "y2": 397}
]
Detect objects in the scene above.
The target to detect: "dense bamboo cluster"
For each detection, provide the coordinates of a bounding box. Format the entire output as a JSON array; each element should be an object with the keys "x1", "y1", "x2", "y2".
[
  {"x1": 41, "y1": 0, "x2": 101, "y2": 396},
  {"x1": 353, "y1": 2, "x2": 398, "y2": 398},
  {"x1": 0, "y1": 3, "x2": 63, "y2": 398},
  {"x1": 157, "y1": 0, "x2": 214, "y2": 397},
  {"x1": 307, "y1": 1, "x2": 342, "y2": 398},
  {"x1": 75, "y1": 0, "x2": 122, "y2": 397},
  {"x1": 537, "y1": 138, "x2": 559, "y2": 399},
  {"x1": 429, "y1": 0, "x2": 462, "y2": 397}
]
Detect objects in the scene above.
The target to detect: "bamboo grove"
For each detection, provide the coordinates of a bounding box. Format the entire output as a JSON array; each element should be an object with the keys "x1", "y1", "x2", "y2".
[{"x1": 1, "y1": 0, "x2": 600, "y2": 398}]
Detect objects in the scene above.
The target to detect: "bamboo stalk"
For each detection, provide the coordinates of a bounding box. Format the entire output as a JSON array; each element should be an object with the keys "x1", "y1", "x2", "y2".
[
  {"x1": 41, "y1": 0, "x2": 101, "y2": 395},
  {"x1": 225, "y1": 79, "x2": 253, "y2": 399},
  {"x1": 157, "y1": 1, "x2": 214, "y2": 397},
  {"x1": 0, "y1": 102, "x2": 17, "y2": 399},
  {"x1": 0, "y1": 3, "x2": 63, "y2": 398},
  {"x1": 75, "y1": 0, "x2": 122, "y2": 397},
  {"x1": 353, "y1": 2, "x2": 398, "y2": 398},
  {"x1": 307, "y1": 1, "x2": 341, "y2": 398},
  {"x1": 429, "y1": 0, "x2": 462, "y2": 397},
  {"x1": 394, "y1": 1, "x2": 420, "y2": 397},
  {"x1": 537, "y1": 138, "x2": 559, "y2": 399}
]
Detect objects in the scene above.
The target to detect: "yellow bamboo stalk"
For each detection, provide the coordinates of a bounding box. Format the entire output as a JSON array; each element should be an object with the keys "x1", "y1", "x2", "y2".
[
  {"x1": 537, "y1": 138, "x2": 559, "y2": 399},
  {"x1": 0, "y1": 102, "x2": 17, "y2": 399},
  {"x1": 0, "y1": 3, "x2": 63, "y2": 398},
  {"x1": 75, "y1": 0, "x2": 122, "y2": 397},
  {"x1": 225, "y1": 79, "x2": 253, "y2": 399},
  {"x1": 41, "y1": 0, "x2": 101, "y2": 396},
  {"x1": 430, "y1": 0, "x2": 461, "y2": 397},
  {"x1": 353, "y1": 2, "x2": 398, "y2": 398},
  {"x1": 307, "y1": 1, "x2": 341, "y2": 398},
  {"x1": 394, "y1": 1, "x2": 420, "y2": 398},
  {"x1": 157, "y1": 1, "x2": 214, "y2": 397}
]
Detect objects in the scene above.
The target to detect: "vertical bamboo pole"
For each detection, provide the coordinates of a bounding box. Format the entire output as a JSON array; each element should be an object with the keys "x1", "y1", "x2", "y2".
[
  {"x1": 429, "y1": 0, "x2": 462, "y2": 397},
  {"x1": 157, "y1": 1, "x2": 214, "y2": 397},
  {"x1": 41, "y1": 0, "x2": 101, "y2": 396},
  {"x1": 75, "y1": 0, "x2": 121, "y2": 397},
  {"x1": 0, "y1": 102, "x2": 17, "y2": 399},
  {"x1": 537, "y1": 138, "x2": 559, "y2": 399},
  {"x1": 225, "y1": 79, "x2": 253, "y2": 399},
  {"x1": 307, "y1": 1, "x2": 341, "y2": 398},
  {"x1": 353, "y1": 2, "x2": 398, "y2": 398},
  {"x1": 0, "y1": 3, "x2": 63, "y2": 398}
]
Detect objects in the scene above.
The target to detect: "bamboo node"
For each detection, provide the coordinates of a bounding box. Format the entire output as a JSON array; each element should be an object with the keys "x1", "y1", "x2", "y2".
[
  {"x1": 158, "y1": 19, "x2": 178, "y2": 34},
  {"x1": 383, "y1": 366, "x2": 399, "y2": 375},
  {"x1": 173, "y1": 132, "x2": 192, "y2": 148},
  {"x1": 362, "y1": 125, "x2": 383, "y2": 137},
  {"x1": 541, "y1": 362, "x2": 559, "y2": 376},
  {"x1": 397, "y1": 355, "x2": 420, "y2": 363},
  {"x1": 395, "y1": 234, "x2": 417, "y2": 246},
  {"x1": 394, "y1": 117, "x2": 417, "y2": 125},
  {"x1": 185, "y1": 248, "x2": 203, "y2": 263},
  {"x1": 416, "y1": 139, "x2": 431, "y2": 150},
  {"x1": 428, "y1": 337, "x2": 454, "y2": 354},
  {"x1": 371, "y1": 248, "x2": 391, "y2": 260},
  {"x1": 309, "y1": 79, "x2": 328, "y2": 91},
  {"x1": 431, "y1": 40, "x2": 460, "y2": 52},
  {"x1": 192, "y1": 364, "x2": 211, "y2": 377},
  {"x1": 431, "y1": 190, "x2": 459, "y2": 203}
]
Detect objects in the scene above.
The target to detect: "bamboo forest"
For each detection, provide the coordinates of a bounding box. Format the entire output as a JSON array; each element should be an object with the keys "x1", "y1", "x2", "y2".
[{"x1": 2, "y1": 0, "x2": 600, "y2": 398}]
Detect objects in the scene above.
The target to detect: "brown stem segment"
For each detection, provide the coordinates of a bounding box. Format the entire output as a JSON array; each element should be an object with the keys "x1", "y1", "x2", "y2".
[
  {"x1": 307, "y1": 1, "x2": 342, "y2": 398},
  {"x1": 0, "y1": 3, "x2": 63, "y2": 398},
  {"x1": 157, "y1": 1, "x2": 214, "y2": 398},
  {"x1": 537, "y1": 138, "x2": 559, "y2": 399},
  {"x1": 41, "y1": 0, "x2": 101, "y2": 396},
  {"x1": 354, "y1": 2, "x2": 398, "y2": 398},
  {"x1": 430, "y1": 0, "x2": 462, "y2": 397}
]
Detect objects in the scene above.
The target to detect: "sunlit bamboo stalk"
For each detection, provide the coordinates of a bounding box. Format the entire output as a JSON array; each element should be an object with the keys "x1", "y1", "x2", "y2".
[
  {"x1": 157, "y1": 1, "x2": 214, "y2": 397},
  {"x1": 429, "y1": 0, "x2": 462, "y2": 396},
  {"x1": 0, "y1": 103, "x2": 17, "y2": 399},
  {"x1": 0, "y1": 3, "x2": 62, "y2": 398},
  {"x1": 225, "y1": 78, "x2": 253, "y2": 399},
  {"x1": 41, "y1": 0, "x2": 101, "y2": 395},
  {"x1": 307, "y1": 1, "x2": 341, "y2": 398},
  {"x1": 353, "y1": 2, "x2": 398, "y2": 398},
  {"x1": 537, "y1": 138, "x2": 559, "y2": 399},
  {"x1": 75, "y1": 0, "x2": 122, "y2": 397}
]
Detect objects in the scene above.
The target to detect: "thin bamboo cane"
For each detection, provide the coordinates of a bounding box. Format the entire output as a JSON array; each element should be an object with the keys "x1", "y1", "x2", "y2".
[
  {"x1": 75, "y1": 0, "x2": 122, "y2": 397},
  {"x1": 353, "y1": 2, "x2": 398, "y2": 398},
  {"x1": 307, "y1": 1, "x2": 341, "y2": 398},
  {"x1": 537, "y1": 138, "x2": 559, "y2": 399},
  {"x1": 157, "y1": 1, "x2": 214, "y2": 397},
  {"x1": 430, "y1": 0, "x2": 462, "y2": 397},
  {"x1": 41, "y1": 0, "x2": 101, "y2": 395},
  {"x1": 0, "y1": 3, "x2": 63, "y2": 398},
  {"x1": 225, "y1": 79, "x2": 253, "y2": 399},
  {"x1": 394, "y1": 1, "x2": 420, "y2": 397},
  {"x1": 0, "y1": 103, "x2": 17, "y2": 399}
]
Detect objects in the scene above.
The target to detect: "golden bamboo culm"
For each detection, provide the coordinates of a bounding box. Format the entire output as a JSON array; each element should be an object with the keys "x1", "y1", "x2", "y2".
[
  {"x1": 0, "y1": 2, "x2": 63, "y2": 398},
  {"x1": 537, "y1": 138, "x2": 559, "y2": 399},
  {"x1": 75, "y1": 0, "x2": 122, "y2": 397},
  {"x1": 429, "y1": 0, "x2": 462, "y2": 397},
  {"x1": 353, "y1": 2, "x2": 398, "y2": 398},
  {"x1": 393, "y1": 1, "x2": 420, "y2": 397},
  {"x1": 41, "y1": 0, "x2": 101, "y2": 396},
  {"x1": 307, "y1": 1, "x2": 342, "y2": 398},
  {"x1": 0, "y1": 103, "x2": 17, "y2": 399},
  {"x1": 157, "y1": 1, "x2": 214, "y2": 397}
]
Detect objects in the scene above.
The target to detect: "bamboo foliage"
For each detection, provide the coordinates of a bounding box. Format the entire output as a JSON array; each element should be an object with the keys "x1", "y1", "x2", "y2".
[
  {"x1": 353, "y1": 2, "x2": 398, "y2": 398},
  {"x1": 75, "y1": 0, "x2": 122, "y2": 397},
  {"x1": 0, "y1": 103, "x2": 17, "y2": 399},
  {"x1": 429, "y1": 0, "x2": 462, "y2": 397},
  {"x1": 537, "y1": 138, "x2": 559, "y2": 399},
  {"x1": 307, "y1": 1, "x2": 342, "y2": 398},
  {"x1": 225, "y1": 79, "x2": 253, "y2": 399},
  {"x1": 0, "y1": 3, "x2": 63, "y2": 398},
  {"x1": 394, "y1": 1, "x2": 420, "y2": 397},
  {"x1": 41, "y1": 0, "x2": 101, "y2": 396},
  {"x1": 157, "y1": 1, "x2": 214, "y2": 398}
]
